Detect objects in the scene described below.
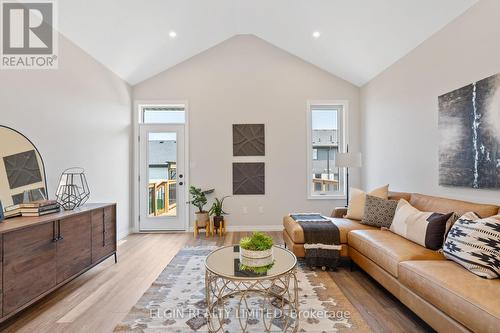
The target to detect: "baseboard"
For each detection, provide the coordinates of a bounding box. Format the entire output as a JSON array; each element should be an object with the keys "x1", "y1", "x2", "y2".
[
  {"x1": 117, "y1": 229, "x2": 131, "y2": 240},
  {"x1": 225, "y1": 225, "x2": 283, "y2": 232}
]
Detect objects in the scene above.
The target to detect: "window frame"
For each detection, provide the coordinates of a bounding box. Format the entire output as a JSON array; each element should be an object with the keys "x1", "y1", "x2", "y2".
[
  {"x1": 306, "y1": 100, "x2": 348, "y2": 200},
  {"x1": 141, "y1": 104, "x2": 186, "y2": 124}
]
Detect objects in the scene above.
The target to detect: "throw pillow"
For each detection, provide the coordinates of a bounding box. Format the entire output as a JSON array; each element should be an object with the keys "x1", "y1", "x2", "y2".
[
  {"x1": 345, "y1": 184, "x2": 389, "y2": 220},
  {"x1": 390, "y1": 199, "x2": 453, "y2": 250},
  {"x1": 361, "y1": 195, "x2": 398, "y2": 228},
  {"x1": 443, "y1": 212, "x2": 500, "y2": 279}
]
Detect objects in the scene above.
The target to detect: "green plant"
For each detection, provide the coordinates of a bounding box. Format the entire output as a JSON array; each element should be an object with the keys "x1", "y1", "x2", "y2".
[
  {"x1": 188, "y1": 186, "x2": 208, "y2": 213},
  {"x1": 239, "y1": 261, "x2": 275, "y2": 275},
  {"x1": 239, "y1": 232, "x2": 274, "y2": 251},
  {"x1": 208, "y1": 196, "x2": 230, "y2": 217}
]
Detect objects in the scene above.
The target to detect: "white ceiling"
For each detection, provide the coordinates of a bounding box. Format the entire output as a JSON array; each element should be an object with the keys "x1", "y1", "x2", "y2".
[{"x1": 58, "y1": 0, "x2": 478, "y2": 86}]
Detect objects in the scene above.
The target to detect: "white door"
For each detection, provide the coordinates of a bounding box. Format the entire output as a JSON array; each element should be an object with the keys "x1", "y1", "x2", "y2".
[{"x1": 139, "y1": 124, "x2": 186, "y2": 230}]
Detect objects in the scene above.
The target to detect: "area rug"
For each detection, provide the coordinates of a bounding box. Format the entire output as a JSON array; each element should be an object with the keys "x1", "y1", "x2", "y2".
[{"x1": 114, "y1": 247, "x2": 370, "y2": 332}]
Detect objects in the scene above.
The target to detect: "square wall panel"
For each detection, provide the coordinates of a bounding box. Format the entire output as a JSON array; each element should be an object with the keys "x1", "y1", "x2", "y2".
[
  {"x1": 233, "y1": 124, "x2": 265, "y2": 156},
  {"x1": 233, "y1": 162, "x2": 265, "y2": 195}
]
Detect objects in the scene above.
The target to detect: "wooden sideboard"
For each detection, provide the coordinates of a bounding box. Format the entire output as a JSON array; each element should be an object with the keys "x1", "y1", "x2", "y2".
[{"x1": 0, "y1": 203, "x2": 117, "y2": 323}]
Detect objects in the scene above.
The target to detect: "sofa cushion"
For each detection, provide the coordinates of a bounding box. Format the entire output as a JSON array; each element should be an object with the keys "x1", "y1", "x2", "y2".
[
  {"x1": 348, "y1": 230, "x2": 444, "y2": 277},
  {"x1": 388, "y1": 191, "x2": 412, "y2": 201},
  {"x1": 390, "y1": 199, "x2": 453, "y2": 250},
  {"x1": 361, "y1": 195, "x2": 398, "y2": 228},
  {"x1": 283, "y1": 216, "x2": 375, "y2": 244},
  {"x1": 345, "y1": 184, "x2": 389, "y2": 220},
  {"x1": 399, "y1": 260, "x2": 500, "y2": 333},
  {"x1": 410, "y1": 193, "x2": 499, "y2": 218},
  {"x1": 444, "y1": 212, "x2": 500, "y2": 279}
]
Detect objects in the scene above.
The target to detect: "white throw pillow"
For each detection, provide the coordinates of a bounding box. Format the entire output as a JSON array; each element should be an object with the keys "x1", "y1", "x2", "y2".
[
  {"x1": 344, "y1": 184, "x2": 389, "y2": 220},
  {"x1": 390, "y1": 199, "x2": 453, "y2": 250},
  {"x1": 443, "y1": 212, "x2": 500, "y2": 279}
]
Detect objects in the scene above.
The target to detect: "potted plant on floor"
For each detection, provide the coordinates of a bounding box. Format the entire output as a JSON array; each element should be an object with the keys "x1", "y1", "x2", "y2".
[
  {"x1": 208, "y1": 196, "x2": 229, "y2": 230},
  {"x1": 239, "y1": 232, "x2": 275, "y2": 274},
  {"x1": 188, "y1": 186, "x2": 210, "y2": 228}
]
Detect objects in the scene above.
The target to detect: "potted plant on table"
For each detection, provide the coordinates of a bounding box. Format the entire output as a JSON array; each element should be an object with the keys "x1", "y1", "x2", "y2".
[
  {"x1": 208, "y1": 196, "x2": 229, "y2": 230},
  {"x1": 188, "y1": 186, "x2": 210, "y2": 228},
  {"x1": 239, "y1": 232, "x2": 275, "y2": 274}
]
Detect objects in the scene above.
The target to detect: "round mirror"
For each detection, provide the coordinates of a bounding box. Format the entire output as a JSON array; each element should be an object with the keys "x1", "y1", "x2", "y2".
[{"x1": 0, "y1": 125, "x2": 48, "y2": 209}]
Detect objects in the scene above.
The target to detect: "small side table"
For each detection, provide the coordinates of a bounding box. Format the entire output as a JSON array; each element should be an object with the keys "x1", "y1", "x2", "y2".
[{"x1": 205, "y1": 245, "x2": 299, "y2": 332}]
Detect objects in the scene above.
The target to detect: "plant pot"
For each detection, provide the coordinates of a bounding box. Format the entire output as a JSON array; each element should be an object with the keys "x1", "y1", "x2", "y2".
[
  {"x1": 240, "y1": 247, "x2": 274, "y2": 267},
  {"x1": 240, "y1": 247, "x2": 273, "y2": 259},
  {"x1": 213, "y1": 215, "x2": 224, "y2": 228},
  {"x1": 195, "y1": 211, "x2": 209, "y2": 228}
]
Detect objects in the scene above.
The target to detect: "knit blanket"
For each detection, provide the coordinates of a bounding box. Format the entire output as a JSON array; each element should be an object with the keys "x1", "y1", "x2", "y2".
[{"x1": 290, "y1": 213, "x2": 341, "y2": 268}]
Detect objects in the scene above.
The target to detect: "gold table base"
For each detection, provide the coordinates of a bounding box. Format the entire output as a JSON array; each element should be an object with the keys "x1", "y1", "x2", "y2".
[{"x1": 205, "y1": 268, "x2": 299, "y2": 332}]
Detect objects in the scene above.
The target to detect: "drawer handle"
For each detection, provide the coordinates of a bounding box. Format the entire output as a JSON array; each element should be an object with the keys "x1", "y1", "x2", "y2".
[{"x1": 52, "y1": 222, "x2": 58, "y2": 242}]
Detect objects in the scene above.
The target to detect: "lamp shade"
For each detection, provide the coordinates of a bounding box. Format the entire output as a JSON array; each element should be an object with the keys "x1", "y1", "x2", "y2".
[{"x1": 335, "y1": 152, "x2": 362, "y2": 168}]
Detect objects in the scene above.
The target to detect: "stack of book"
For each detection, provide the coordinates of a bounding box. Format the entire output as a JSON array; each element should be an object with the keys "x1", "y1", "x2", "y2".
[{"x1": 4, "y1": 200, "x2": 60, "y2": 218}]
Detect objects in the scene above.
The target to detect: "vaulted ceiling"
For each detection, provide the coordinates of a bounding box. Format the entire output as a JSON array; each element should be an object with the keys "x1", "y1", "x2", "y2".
[{"x1": 58, "y1": 0, "x2": 477, "y2": 86}]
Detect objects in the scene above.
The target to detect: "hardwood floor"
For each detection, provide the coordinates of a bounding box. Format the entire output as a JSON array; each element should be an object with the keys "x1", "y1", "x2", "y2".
[{"x1": 0, "y1": 232, "x2": 434, "y2": 333}]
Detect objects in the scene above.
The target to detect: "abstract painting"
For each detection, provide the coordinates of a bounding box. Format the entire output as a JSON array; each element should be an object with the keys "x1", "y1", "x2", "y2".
[
  {"x1": 233, "y1": 124, "x2": 265, "y2": 156},
  {"x1": 233, "y1": 162, "x2": 265, "y2": 195},
  {"x1": 3, "y1": 150, "x2": 42, "y2": 189},
  {"x1": 439, "y1": 73, "x2": 500, "y2": 188}
]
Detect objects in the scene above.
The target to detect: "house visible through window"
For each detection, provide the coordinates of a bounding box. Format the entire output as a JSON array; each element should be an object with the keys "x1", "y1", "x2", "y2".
[{"x1": 308, "y1": 103, "x2": 345, "y2": 198}]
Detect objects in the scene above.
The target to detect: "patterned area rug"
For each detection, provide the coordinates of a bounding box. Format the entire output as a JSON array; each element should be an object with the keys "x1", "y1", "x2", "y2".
[{"x1": 114, "y1": 247, "x2": 370, "y2": 332}]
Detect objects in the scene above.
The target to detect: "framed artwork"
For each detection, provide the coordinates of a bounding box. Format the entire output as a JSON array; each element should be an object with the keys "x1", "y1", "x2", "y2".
[
  {"x1": 439, "y1": 73, "x2": 500, "y2": 188},
  {"x1": 233, "y1": 124, "x2": 265, "y2": 156},
  {"x1": 0, "y1": 126, "x2": 47, "y2": 207},
  {"x1": 233, "y1": 162, "x2": 265, "y2": 195}
]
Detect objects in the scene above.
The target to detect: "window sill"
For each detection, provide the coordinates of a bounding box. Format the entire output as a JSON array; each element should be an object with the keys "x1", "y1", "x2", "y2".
[{"x1": 308, "y1": 195, "x2": 346, "y2": 200}]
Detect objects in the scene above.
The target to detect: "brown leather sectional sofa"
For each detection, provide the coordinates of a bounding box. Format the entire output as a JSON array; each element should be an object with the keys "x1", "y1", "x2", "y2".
[{"x1": 283, "y1": 192, "x2": 500, "y2": 333}]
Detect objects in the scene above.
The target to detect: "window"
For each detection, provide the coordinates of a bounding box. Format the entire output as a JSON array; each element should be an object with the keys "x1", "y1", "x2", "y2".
[
  {"x1": 142, "y1": 105, "x2": 185, "y2": 123},
  {"x1": 312, "y1": 149, "x2": 318, "y2": 160},
  {"x1": 307, "y1": 102, "x2": 346, "y2": 199}
]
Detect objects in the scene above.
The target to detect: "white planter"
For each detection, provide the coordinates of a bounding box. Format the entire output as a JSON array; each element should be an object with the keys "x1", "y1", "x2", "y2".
[
  {"x1": 240, "y1": 247, "x2": 273, "y2": 259},
  {"x1": 240, "y1": 247, "x2": 274, "y2": 267},
  {"x1": 195, "y1": 212, "x2": 209, "y2": 227},
  {"x1": 240, "y1": 254, "x2": 274, "y2": 268}
]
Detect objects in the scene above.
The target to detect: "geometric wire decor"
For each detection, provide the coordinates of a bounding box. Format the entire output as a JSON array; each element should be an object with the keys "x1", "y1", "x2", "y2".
[{"x1": 55, "y1": 167, "x2": 90, "y2": 210}]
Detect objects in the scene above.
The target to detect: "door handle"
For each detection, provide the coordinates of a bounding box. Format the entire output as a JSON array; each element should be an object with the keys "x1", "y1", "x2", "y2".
[
  {"x1": 179, "y1": 182, "x2": 184, "y2": 186},
  {"x1": 179, "y1": 174, "x2": 183, "y2": 179}
]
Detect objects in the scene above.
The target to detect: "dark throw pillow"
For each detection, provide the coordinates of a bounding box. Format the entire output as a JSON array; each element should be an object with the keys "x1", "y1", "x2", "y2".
[{"x1": 361, "y1": 194, "x2": 398, "y2": 228}]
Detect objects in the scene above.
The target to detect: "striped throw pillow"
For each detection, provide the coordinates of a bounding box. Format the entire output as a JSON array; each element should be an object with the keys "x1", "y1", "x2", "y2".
[
  {"x1": 390, "y1": 199, "x2": 453, "y2": 250},
  {"x1": 444, "y1": 212, "x2": 500, "y2": 279}
]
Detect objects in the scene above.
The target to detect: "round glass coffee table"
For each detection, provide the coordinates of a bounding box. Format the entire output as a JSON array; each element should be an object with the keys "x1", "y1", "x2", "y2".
[{"x1": 205, "y1": 245, "x2": 299, "y2": 332}]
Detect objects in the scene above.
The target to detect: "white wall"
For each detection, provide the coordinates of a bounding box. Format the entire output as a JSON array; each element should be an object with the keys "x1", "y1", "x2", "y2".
[
  {"x1": 361, "y1": 0, "x2": 500, "y2": 204},
  {"x1": 0, "y1": 35, "x2": 132, "y2": 239},
  {"x1": 134, "y1": 35, "x2": 361, "y2": 229}
]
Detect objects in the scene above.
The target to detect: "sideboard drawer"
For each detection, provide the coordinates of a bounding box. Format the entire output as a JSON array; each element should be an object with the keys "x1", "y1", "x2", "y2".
[{"x1": 3, "y1": 222, "x2": 57, "y2": 315}]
